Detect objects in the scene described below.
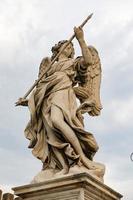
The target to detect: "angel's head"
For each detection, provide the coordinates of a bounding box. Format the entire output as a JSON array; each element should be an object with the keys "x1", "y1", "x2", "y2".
[{"x1": 51, "y1": 40, "x2": 75, "y2": 61}]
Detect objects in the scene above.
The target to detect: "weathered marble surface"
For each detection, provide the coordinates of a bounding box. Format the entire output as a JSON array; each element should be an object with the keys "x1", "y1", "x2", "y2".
[
  {"x1": 12, "y1": 172, "x2": 122, "y2": 200},
  {"x1": 16, "y1": 26, "x2": 105, "y2": 179},
  {"x1": 31, "y1": 164, "x2": 105, "y2": 184}
]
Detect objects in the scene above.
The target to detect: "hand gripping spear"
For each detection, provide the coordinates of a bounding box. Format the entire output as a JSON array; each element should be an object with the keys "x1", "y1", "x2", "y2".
[{"x1": 15, "y1": 13, "x2": 93, "y2": 106}]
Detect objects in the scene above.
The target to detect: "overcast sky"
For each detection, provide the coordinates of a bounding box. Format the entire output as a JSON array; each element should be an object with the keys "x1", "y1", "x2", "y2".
[{"x1": 0, "y1": 0, "x2": 133, "y2": 199}]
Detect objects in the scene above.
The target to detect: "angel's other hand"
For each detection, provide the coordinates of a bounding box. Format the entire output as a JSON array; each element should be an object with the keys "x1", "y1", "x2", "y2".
[{"x1": 15, "y1": 98, "x2": 28, "y2": 106}]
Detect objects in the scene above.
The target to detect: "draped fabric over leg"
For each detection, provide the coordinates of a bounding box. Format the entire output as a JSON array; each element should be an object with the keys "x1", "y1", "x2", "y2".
[{"x1": 25, "y1": 59, "x2": 99, "y2": 170}]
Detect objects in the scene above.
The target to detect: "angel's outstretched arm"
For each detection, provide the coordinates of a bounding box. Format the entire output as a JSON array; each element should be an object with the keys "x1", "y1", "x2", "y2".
[{"x1": 74, "y1": 27, "x2": 92, "y2": 66}]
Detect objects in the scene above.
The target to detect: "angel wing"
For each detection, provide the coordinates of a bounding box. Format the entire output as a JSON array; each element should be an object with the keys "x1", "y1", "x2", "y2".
[
  {"x1": 74, "y1": 46, "x2": 102, "y2": 116},
  {"x1": 38, "y1": 57, "x2": 51, "y2": 81}
]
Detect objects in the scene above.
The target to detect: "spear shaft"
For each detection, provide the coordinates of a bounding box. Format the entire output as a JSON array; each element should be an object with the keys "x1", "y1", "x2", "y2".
[{"x1": 21, "y1": 13, "x2": 93, "y2": 99}]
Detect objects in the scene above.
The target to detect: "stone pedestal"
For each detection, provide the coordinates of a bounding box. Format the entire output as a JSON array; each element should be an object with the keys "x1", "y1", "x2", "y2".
[{"x1": 12, "y1": 172, "x2": 122, "y2": 200}]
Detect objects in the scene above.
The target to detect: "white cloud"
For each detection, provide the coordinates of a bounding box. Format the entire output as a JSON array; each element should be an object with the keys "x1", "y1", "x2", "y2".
[
  {"x1": 111, "y1": 97, "x2": 133, "y2": 126},
  {"x1": 0, "y1": 147, "x2": 40, "y2": 186}
]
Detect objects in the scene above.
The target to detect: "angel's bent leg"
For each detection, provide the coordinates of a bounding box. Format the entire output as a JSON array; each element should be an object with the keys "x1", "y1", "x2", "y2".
[{"x1": 51, "y1": 104, "x2": 96, "y2": 169}]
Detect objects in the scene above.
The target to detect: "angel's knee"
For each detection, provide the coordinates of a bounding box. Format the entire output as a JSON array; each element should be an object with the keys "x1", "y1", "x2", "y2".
[{"x1": 51, "y1": 106, "x2": 64, "y2": 129}]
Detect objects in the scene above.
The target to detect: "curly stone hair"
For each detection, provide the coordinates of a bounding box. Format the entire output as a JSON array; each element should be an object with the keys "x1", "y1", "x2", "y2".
[{"x1": 51, "y1": 40, "x2": 74, "y2": 61}]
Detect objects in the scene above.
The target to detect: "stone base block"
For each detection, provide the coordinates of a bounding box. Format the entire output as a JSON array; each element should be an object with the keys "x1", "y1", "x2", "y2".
[{"x1": 12, "y1": 172, "x2": 122, "y2": 200}]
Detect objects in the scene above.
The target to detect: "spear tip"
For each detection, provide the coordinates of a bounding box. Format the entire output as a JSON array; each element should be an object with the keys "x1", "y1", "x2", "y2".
[{"x1": 90, "y1": 13, "x2": 93, "y2": 18}]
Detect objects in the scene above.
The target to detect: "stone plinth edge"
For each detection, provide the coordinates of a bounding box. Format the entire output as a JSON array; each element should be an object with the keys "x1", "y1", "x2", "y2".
[{"x1": 12, "y1": 172, "x2": 123, "y2": 200}]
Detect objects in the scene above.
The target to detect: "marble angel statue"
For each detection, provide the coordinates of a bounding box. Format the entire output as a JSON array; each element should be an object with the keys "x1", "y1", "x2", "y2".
[{"x1": 17, "y1": 27, "x2": 105, "y2": 180}]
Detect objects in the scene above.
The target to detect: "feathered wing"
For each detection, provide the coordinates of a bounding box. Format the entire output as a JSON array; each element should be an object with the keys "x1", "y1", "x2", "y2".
[
  {"x1": 38, "y1": 57, "x2": 51, "y2": 80},
  {"x1": 74, "y1": 46, "x2": 102, "y2": 116}
]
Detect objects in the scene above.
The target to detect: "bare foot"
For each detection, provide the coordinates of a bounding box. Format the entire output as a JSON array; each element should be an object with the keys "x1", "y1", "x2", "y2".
[
  {"x1": 81, "y1": 156, "x2": 97, "y2": 170},
  {"x1": 81, "y1": 157, "x2": 105, "y2": 179}
]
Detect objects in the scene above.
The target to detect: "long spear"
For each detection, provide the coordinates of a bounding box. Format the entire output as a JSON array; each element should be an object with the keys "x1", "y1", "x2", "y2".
[{"x1": 16, "y1": 13, "x2": 93, "y2": 105}]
